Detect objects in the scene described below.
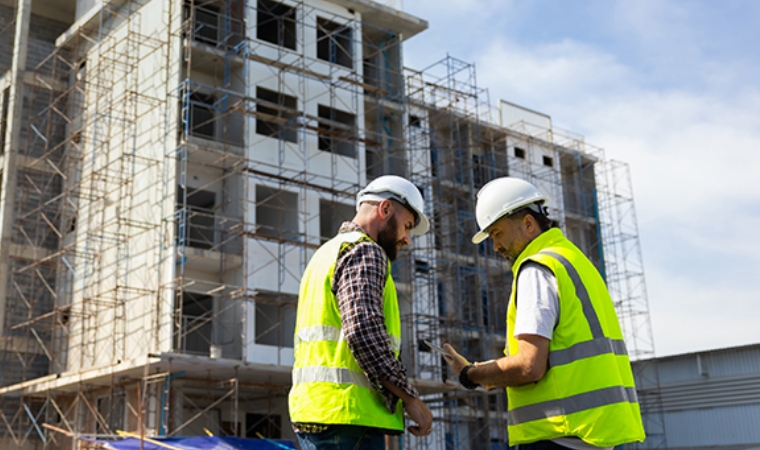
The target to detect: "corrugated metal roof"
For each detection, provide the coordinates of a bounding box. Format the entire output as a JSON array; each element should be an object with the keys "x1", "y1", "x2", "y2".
[
  {"x1": 636, "y1": 344, "x2": 760, "y2": 448},
  {"x1": 634, "y1": 343, "x2": 760, "y2": 385},
  {"x1": 660, "y1": 404, "x2": 760, "y2": 448}
]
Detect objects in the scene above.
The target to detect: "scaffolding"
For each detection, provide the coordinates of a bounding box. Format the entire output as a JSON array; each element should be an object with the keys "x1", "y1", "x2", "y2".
[
  {"x1": 0, "y1": 0, "x2": 174, "y2": 447},
  {"x1": 0, "y1": 0, "x2": 664, "y2": 449},
  {"x1": 1, "y1": 0, "x2": 419, "y2": 445},
  {"x1": 402, "y1": 55, "x2": 666, "y2": 449},
  {"x1": 596, "y1": 159, "x2": 668, "y2": 449}
]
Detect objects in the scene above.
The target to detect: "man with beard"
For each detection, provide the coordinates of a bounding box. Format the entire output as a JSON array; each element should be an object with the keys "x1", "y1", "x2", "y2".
[{"x1": 289, "y1": 175, "x2": 433, "y2": 450}]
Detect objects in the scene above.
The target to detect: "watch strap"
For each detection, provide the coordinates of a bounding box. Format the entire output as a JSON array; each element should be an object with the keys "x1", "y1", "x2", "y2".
[{"x1": 459, "y1": 364, "x2": 480, "y2": 390}]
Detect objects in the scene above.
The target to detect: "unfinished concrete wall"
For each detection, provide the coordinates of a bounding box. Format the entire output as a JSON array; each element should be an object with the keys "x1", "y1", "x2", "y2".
[{"x1": 64, "y1": 0, "x2": 179, "y2": 371}]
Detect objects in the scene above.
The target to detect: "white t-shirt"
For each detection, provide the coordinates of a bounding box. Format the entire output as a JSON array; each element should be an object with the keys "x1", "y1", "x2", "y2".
[{"x1": 513, "y1": 262, "x2": 612, "y2": 450}]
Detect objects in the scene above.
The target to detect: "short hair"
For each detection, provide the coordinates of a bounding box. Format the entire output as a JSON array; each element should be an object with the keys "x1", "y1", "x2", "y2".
[
  {"x1": 359, "y1": 194, "x2": 419, "y2": 227},
  {"x1": 508, "y1": 204, "x2": 557, "y2": 232}
]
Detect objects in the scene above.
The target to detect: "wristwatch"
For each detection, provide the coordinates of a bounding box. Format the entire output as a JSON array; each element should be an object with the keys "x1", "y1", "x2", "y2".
[{"x1": 459, "y1": 364, "x2": 480, "y2": 390}]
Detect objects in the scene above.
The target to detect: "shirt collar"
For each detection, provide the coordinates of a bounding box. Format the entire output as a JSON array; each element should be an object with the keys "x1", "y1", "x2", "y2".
[{"x1": 338, "y1": 221, "x2": 367, "y2": 235}]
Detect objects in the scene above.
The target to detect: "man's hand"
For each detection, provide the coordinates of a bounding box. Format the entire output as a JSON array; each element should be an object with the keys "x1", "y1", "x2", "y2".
[
  {"x1": 442, "y1": 343, "x2": 470, "y2": 376},
  {"x1": 380, "y1": 379, "x2": 433, "y2": 437},
  {"x1": 443, "y1": 344, "x2": 499, "y2": 389},
  {"x1": 444, "y1": 335, "x2": 550, "y2": 389},
  {"x1": 404, "y1": 396, "x2": 433, "y2": 437}
]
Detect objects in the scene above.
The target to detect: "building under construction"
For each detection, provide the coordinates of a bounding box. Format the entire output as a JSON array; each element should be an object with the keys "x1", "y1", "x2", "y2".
[{"x1": 0, "y1": 0, "x2": 665, "y2": 448}]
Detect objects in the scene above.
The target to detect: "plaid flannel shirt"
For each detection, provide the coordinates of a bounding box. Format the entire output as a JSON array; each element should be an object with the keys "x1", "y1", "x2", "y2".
[{"x1": 293, "y1": 222, "x2": 417, "y2": 434}]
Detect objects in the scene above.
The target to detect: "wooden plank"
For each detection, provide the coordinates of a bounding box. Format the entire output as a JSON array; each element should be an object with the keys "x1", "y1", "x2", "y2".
[
  {"x1": 248, "y1": 54, "x2": 331, "y2": 81},
  {"x1": 338, "y1": 76, "x2": 389, "y2": 96}
]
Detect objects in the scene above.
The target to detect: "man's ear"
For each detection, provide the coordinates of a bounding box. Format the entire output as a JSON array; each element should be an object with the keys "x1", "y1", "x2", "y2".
[
  {"x1": 523, "y1": 213, "x2": 538, "y2": 234},
  {"x1": 377, "y1": 199, "x2": 393, "y2": 220}
]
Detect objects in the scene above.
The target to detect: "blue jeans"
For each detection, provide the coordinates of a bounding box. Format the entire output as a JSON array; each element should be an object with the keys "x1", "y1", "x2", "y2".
[{"x1": 296, "y1": 425, "x2": 386, "y2": 450}]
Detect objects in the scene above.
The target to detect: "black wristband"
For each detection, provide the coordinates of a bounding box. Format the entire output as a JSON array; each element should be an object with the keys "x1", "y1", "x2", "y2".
[{"x1": 459, "y1": 364, "x2": 480, "y2": 390}]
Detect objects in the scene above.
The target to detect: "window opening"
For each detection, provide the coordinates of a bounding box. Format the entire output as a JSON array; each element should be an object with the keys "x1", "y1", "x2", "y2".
[
  {"x1": 257, "y1": 0, "x2": 296, "y2": 50},
  {"x1": 317, "y1": 17, "x2": 353, "y2": 68},
  {"x1": 317, "y1": 105, "x2": 356, "y2": 157},
  {"x1": 255, "y1": 86, "x2": 298, "y2": 143}
]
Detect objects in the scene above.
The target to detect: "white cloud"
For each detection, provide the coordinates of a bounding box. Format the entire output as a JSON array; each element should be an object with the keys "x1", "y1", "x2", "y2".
[
  {"x1": 402, "y1": 0, "x2": 515, "y2": 68},
  {"x1": 610, "y1": 1, "x2": 695, "y2": 48},
  {"x1": 473, "y1": 39, "x2": 634, "y2": 105},
  {"x1": 402, "y1": 0, "x2": 760, "y2": 357},
  {"x1": 648, "y1": 267, "x2": 760, "y2": 356},
  {"x1": 585, "y1": 93, "x2": 760, "y2": 217}
]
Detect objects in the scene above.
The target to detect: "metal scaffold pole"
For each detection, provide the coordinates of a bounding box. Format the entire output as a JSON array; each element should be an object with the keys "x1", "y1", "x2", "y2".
[{"x1": 597, "y1": 159, "x2": 668, "y2": 449}]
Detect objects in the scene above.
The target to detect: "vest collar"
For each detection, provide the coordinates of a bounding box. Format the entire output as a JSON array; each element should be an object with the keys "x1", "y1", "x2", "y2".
[{"x1": 513, "y1": 228, "x2": 566, "y2": 269}]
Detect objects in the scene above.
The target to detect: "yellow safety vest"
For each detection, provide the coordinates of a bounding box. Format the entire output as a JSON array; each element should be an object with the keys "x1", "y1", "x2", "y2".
[
  {"x1": 506, "y1": 228, "x2": 646, "y2": 446},
  {"x1": 288, "y1": 231, "x2": 404, "y2": 432}
]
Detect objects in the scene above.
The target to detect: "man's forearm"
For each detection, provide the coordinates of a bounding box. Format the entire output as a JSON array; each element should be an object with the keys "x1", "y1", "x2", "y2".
[
  {"x1": 448, "y1": 335, "x2": 549, "y2": 388},
  {"x1": 468, "y1": 355, "x2": 543, "y2": 387},
  {"x1": 381, "y1": 378, "x2": 415, "y2": 402}
]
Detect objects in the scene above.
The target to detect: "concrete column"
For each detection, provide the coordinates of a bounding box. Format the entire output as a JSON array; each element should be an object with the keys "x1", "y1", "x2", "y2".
[
  {"x1": 0, "y1": 0, "x2": 32, "y2": 336},
  {"x1": 170, "y1": 379, "x2": 184, "y2": 434}
]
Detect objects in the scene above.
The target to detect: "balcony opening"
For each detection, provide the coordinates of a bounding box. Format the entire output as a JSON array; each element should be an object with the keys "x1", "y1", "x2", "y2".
[
  {"x1": 187, "y1": 0, "x2": 244, "y2": 49},
  {"x1": 362, "y1": 30, "x2": 401, "y2": 95},
  {"x1": 184, "y1": 88, "x2": 244, "y2": 146},
  {"x1": 257, "y1": 0, "x2": 297, "y2": 50},
  {"x1": 177, "y1": 186, "x2": 216, "y2": 250},
  {"x1": 317, "y1": 105, "x2": 356, "y2": 158},
  {"x1": 255, "y1": 86, "x2": 298, "y2": 143},
  {"x1": 317, "y1": 17, "x2": 353, "y2": 69},
  {"x1": 177, "y1": 292, "x2": 213, "y2": 355},
  {"x1": 189, "y1": 92, "x2": 216, "y2": 139},
  {"x1": 194, "y1": 3, "x2": 221, "y2": 45}
]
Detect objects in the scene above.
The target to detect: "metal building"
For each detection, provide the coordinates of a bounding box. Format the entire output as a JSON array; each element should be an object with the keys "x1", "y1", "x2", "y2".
[{"x1": 634, "y1": 344, "x2": 760, "y2": 450}]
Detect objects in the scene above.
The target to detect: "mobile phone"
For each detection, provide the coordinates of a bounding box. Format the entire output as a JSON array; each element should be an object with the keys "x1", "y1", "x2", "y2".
[{"x1": 423, "y1": 339, "x2": 450, "y2": 356}]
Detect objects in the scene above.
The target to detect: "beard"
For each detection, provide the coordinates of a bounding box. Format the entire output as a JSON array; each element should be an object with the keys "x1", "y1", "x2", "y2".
[{"x1": 376, "y1": 214, "x2": 401, "y2": 261}]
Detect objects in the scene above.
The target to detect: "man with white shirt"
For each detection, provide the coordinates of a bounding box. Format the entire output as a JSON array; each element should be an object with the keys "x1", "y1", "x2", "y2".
[{"x1": 442, "y1": 177, "x2": 646, "y2": 449}]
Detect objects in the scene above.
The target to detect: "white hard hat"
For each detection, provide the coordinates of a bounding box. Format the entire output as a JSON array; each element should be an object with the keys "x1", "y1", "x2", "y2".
[
  {"x1": 471, "y1": 177, "x2": 548, "y2": 244},
  {"x1": 357, "y1": 175, "x2": 430, "y2": 235}
]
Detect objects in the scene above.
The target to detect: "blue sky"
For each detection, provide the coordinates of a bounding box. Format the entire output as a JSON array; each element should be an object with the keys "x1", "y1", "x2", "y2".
[{"x1": 401, "y1": 0, "x2": 760, "y2": 357}]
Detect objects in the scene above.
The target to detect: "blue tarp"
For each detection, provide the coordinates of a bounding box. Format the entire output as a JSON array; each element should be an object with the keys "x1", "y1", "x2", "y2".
[{"x1": 96, "y1": 436, "x2": 296, "y2": 450}]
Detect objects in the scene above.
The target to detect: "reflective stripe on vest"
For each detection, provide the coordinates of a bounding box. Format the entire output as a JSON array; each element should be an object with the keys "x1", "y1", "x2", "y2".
[
  {"x1": 293, "y1": 366, "x2": 372, "y2": 390},
  {"x1": 507, "y1": 386, "x2": 639, "y2": 425},
  {"x1": 294, "y1": 324, "x2": 401, "y2": 353},
  {"x1": 541, "y1": 251, "x2": 603, "y2": 337},
  {"x1": 541, "y1": 250, "x2": 629, "y2": 370},
  {"x1": 505, "y1": 249, "x2": 634, "y2": 427},
  {"x1": 549, "y1": 337, "x2": 628, "y2": 367},
  {"x1": 505, "y1": 229, "x2": 645, "y2": 446},
  {"x1": 289, "y1": 230, "x2": 405, "y2": 431}
]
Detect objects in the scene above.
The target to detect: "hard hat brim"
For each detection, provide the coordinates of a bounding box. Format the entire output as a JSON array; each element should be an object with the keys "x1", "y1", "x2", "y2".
[
  {"x1": 411, "y1": 212, "x2": 430, "y2": 236},
  {"x1": 471, "y1": 230, "x2": 488, "y2": 244},
  {"x1": 360, "y1": 192, "x2": 430, "y2": 236}
]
